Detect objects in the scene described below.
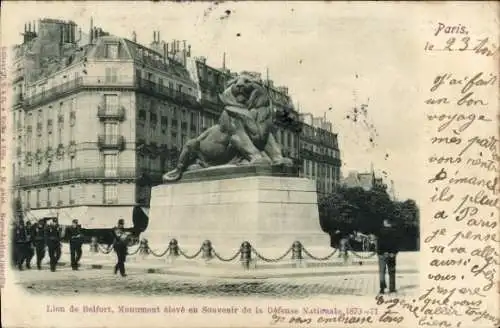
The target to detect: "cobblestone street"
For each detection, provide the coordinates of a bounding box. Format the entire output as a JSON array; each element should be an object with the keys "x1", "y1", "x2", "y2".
[{"x1": 16, "y1": 264, "x2": 419, "y2": 298}]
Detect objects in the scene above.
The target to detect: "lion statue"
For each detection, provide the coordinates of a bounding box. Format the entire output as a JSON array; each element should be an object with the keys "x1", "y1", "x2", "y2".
[{"x1": 162, "y1": 73, "x2": 293, "y2": 182}]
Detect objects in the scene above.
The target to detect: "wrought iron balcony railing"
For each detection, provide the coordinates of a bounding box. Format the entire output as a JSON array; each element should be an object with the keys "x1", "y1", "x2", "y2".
[
  {"x1": 14, "y1": 167, "x2": 141, "y2": 186},
  {"x1": 97, "y1": 135, "x2": 126, "y2": 151},
  {"x1": 135, "y1": 77, "x2": 198, "y2": 106},
  {"x1": 24, "y1": 76, "x2": 199, "y2": 109},
  {"x1": 97, "y1": 104, "x2": 126, "y2": 121}
]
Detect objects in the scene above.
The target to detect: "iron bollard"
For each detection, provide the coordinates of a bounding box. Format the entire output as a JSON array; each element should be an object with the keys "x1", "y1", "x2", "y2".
[
  {"x1": 291, "y1": 241, "x2": 303, "y2": 260},
  {"x1": 140, "y1": 238, "x2": 150, "y2": 255},
  {"x1": 90, "y1": 237, "x2": 98, "y2": 253},
  {"x1": 240, "y1": 241, "x2": 251, "y2": 270},
  {"x1": 201, "y1": 240, "x2": 213, "y2": 260},
  {"x1": 169, "y1": 239, "x2": 179, "y2": 257}
]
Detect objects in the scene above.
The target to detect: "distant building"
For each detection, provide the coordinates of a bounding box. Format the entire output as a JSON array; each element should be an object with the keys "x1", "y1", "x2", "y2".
[
  {"x1": 299, "y1": 113, "x2": 341, "y2": 194},
  {"x1": 341, "y1": 170, "x2": 386, "y2": 191}
]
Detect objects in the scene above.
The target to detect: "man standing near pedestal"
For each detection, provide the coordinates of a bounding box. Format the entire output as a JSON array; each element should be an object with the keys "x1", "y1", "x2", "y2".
[
  {"x1": 32, "y1": 219, "x2": 46, "y2": 270},
  {"x1": 24, "y1": 221, "x2": 34, "y2": 269},
  {"x1": 13, "y1": 220, "x2": 27, "y2": 270},
  {"x1": 112, "y1": 219, "x2": 128, "y2": 277},
  {"x1": 377, "y1": 219, "x2": 399, "y2": 294},
  {"x1": 46, "y1": 219, "x2": 61, "y2": 272},
  {"x1": 66, "y1": 219, "x2": 83, "y2": 270}
]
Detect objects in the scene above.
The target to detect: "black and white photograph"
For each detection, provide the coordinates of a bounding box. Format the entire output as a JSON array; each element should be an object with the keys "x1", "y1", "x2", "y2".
[{"x1": 1, "y1": 2, "x2": 497, "y2": 328}]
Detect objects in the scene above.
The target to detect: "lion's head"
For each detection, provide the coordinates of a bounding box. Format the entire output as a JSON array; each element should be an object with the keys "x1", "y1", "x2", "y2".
[{"x1": 221, "y1": 74, "x2": 270, "y2": 109}]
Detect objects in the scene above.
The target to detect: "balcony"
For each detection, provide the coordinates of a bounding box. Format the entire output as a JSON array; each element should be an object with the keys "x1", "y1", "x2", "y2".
[
  {"x1": 97, "y1": 135, "x2": 125, "y2": 151},
  {"x1": 135, "y1": 78, "x2": 198, "y2": 106},
  {"x1": 14, "y1": 167, "x2": 144, "y2": 187},
  {"x1": 23, "y1": 76, "x2": 199, "y2": 110},
  {"x1": 97, "y1": 104, "x2": 126, "y2": 121}
]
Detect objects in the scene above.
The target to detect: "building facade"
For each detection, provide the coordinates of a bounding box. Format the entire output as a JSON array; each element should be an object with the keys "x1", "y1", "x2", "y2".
[
  {"x1": 11, "y1": 18, "x2": 341, "y2": 227},
  {"x1": 299, "y1": 113, "x2": 341, "y2": 194}
]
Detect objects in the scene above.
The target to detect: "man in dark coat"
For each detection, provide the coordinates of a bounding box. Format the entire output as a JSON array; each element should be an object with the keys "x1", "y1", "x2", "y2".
[
  {"x1": 66, "y1": 219, "x2": 83, "y2": 270},
  {"x1": 32, "y1": 219, "x2": 46, "y2": 270},
  {"x1": 45, "y1": 219, "x2": 61, "y2": 272},
  {"x1": 112, "y1": 219, "x2": 129, "y2": 277},
  {"x1": 53, "y1": 218, "x2": 62, "y2": 262},
  {"x1": 13, "y1": 220, "x2": 27, "y2": 270},
  {"x1": 23, "y1": 221, "x2": 34, "y2": 269},
  {"x1": 377, "y1": 219, "x2": 400, "y2": 294}
]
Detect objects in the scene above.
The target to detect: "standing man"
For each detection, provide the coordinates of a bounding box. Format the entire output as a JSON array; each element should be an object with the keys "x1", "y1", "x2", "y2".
[
  {"x1": 66, "y1": 219, "x2": 83, "y2": 270},
  {"x1": 112, "y1": 219, "x2": 129, "y2": 277},
  {"x1": 13, "y1": 220, "x2": 27, "y2": 270},
  {"x1": 32, "y1": 219, "x2": 46, "y2": 270},
  {"x1": 24, "y1": 221, "x2": 34, "y2": 269},
  {"x1": 45, "y1": 219, "x2": 61, "y2": 272},
  {"x1": 53, "y1": 217, "x2": 62, "y2": 263},
  {"x1": 377, "y1": 219, "x2": 400, "y2": 294}
]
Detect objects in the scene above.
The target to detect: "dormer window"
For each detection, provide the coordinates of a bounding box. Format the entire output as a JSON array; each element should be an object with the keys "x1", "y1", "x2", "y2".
[{"x1": 106, "y1": 43, "x2": 119, "y2": 59}]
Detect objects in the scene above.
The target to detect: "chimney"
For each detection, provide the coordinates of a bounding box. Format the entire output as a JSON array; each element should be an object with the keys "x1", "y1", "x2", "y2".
[
  {"x1": 132, "y1": 31, "x2": 136, "y2": 42},
  {"x1": 166, "y1": 43, "x2": 169, "y2": 58},
  {"x1": 187, "y1": 44, "x2": 191, "y2": 57},
  {"x1": 158, "y1": 31, "x2": 160, "y2": 42},
  {"x1": 153, "y1": 31, "x2": 156, "y2": 43},
  {"x1": 163, "y1": 43, "x2": 166, "y2": 63},
  {"x1": 89, "y1": 17, "x2": 94, "y2": 44},
  {"x1": 24, "y1": 23, "x2": 27, "y2": 32}
]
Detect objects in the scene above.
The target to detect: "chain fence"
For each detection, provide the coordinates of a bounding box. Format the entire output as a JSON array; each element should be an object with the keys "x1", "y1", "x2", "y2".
[{"x1": 91, "y1": 238, "x2": 378, "y2": 264}]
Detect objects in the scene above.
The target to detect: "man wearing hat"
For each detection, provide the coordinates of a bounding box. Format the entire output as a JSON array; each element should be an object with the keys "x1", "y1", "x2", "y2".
[
  {"x1": 32, "y1": 219, "x2": 46, "y2": 270},
  {"x1": 112, "y1": 219, "x2": 129, "y2": 277},
  {"x1": 13, "y1": 220, "x2": 27, "y2": 270},
  {"x1": 23, "y1": 221, "x2": 34, "y2": 269},
  {"x1": 53, "y1": 217, "x2": 63, "y2": 263},
  {"x1": 377, "y1": 218, "x2": 400, "y2": 294},
  {"x1": 45, "y1": 219, "x2": 61, "y2": 272},
  {"x1": 66, "y1": 219, "x2": 83, "y2": 270}
]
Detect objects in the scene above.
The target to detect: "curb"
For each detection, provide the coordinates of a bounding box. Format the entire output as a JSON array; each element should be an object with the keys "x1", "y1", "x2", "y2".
[{"x1": 83, "y1": 262, "x2": 419, "y2": 279}]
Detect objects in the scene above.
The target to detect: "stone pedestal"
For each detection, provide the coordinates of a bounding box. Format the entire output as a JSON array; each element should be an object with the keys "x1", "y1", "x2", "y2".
[{"x1": 144, "y1": 175, "x2": 331, "y2": 258}]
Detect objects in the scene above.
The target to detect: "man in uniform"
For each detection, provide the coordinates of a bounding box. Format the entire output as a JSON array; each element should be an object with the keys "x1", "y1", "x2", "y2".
[
  {"x1": 53, "y1": 217, "x2": 62, "y2": 263},
  {"x1": 23, "y1": 221, "x2": 34, "y2": 269},
  {"x1": 112, "y1": 219, "x2": 129, "y2": 277},
  {"x1": 13, "y1": 220, "x2": 27, "y2": 270},
  {"x1": 377, "y1": 219, "x2": 400, "y2": 294},
  {"x1": 45, "y1": 219, "x2": 61, "y2": 272},
  {"x1": 66, "y1": 219, "x2": 83, "y2": 270},
  {"x1": 32, "y1": 219, "x2": 46, "y2": 270}
]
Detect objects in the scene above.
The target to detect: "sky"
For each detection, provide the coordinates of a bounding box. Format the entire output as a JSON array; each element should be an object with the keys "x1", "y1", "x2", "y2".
[{"x1": 3, "y1": 2, "x2": 429, "y2": 201}]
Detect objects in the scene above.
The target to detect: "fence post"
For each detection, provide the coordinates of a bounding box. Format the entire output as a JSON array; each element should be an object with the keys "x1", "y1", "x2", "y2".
[
  {"x1": 201, "y1": 240, "x2": 213, "y2": 261},
  {"x1": 291, "y1": 241, "x2": 303, "y2": 268},
  {"x1": 89, "y1": 237, "x2": 98, "y2": 253},
  {"x1": 240, "y1": 241, "x2": 251, "y2": 270},
  {"x1": 139, "y1": 238, "x2": 149, "y2": 260},
  {"x1": 168, "y1": 238, "x2": 179, "y2": 264}
]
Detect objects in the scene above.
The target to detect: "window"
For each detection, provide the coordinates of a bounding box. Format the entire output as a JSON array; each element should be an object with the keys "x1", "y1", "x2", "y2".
[
  {"x1": 47, "y1": 188, "x2": 52, "y2": 205},
  {"x1": 69, "y1": 185, "x2": 75, "y2": 204},
  {"x1": 104, "y1": 154, "x2": 118, "y2": 177},
  {"x1": 36, "y1": 189, "x2": 41, "y2": 206},
  {"x1": 104, "y1": 122, "x2": 119, "y2": 139},
  {"x1": 104, "y1": 94, "x2": 118, "y2": 112},
  {"x1": 104, "y1": 184, "x2": 118, "y2": 204},
  {"x1": 26, "y1": 191, "x2": 31, "y2": 209},
  {"x1": 106, "y1": 44, "x2": 119, "y2": 59},
  {"x1": 105, "y1": 68, "x2": 118, "y2": 83}
]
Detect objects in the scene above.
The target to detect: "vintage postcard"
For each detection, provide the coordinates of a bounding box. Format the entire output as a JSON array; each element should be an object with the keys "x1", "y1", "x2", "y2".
[{"x1": 0, "y1": 1, "x2": 498, "y2": 328}]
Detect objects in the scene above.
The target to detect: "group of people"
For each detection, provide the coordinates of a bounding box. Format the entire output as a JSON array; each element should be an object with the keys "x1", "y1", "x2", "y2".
[
  {"x1": 12, "y1": 218, "x2": 84, "y2": 272},
  {"x1": 12, "y1": 217, "x2": 131, "y2": 278}
]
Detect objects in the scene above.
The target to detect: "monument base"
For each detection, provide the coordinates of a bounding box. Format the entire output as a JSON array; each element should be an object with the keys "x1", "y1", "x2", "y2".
[{"x1": 145, "y1": 174, "x2": 330, "y2": 256}]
